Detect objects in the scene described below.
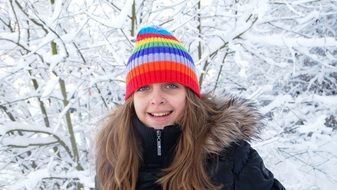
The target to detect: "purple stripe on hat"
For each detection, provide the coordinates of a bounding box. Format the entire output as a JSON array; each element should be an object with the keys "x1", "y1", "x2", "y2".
[
  {"x1": 127, "y1": 46, "x2": 193, "y2": 66},
  {"x1": 126, "y1": 52, "x2": 196, "y2": 73}
]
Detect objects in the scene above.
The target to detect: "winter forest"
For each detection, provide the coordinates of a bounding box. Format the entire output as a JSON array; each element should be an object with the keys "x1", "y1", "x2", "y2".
[{"x1": 1, "y1": 0, "x2": 337, "y2": 189}]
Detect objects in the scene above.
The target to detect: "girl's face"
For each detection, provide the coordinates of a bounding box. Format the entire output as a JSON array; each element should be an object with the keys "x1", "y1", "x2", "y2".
[{"x1": 133, "y1": 83, "x2": 186, "y2": 129}]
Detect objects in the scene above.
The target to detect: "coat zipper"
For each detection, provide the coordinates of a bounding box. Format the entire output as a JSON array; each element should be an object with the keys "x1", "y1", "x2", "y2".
[{"x1": 156, "y1": 130, "x2": 162, "y2": 156}]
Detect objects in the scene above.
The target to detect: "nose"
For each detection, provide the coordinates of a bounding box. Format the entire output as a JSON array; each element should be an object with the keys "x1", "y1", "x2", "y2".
[{"x1": 150, "y1": 87, "x2": 166, "y2": 105}]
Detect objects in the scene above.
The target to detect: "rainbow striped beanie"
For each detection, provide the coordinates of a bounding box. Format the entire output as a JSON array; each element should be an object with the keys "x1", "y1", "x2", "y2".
[{"x1": 125, "y1": 26, "x2": 200, "y2": 100}]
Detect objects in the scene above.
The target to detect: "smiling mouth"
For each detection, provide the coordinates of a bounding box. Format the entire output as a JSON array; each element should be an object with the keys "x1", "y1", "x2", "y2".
[{"x1": 148, "y1": 111, "x2": 173, "y2": 117}]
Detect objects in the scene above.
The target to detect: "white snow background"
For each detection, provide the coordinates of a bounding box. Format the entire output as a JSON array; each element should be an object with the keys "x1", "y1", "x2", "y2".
[{"x1": 1, "y1": 0, "x2": 337, "y2": 189}]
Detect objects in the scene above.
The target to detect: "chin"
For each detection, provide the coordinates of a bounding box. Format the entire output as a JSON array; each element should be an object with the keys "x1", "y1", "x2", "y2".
[{"x1": 152, "y1": 123, "x2": 173, "y2": 129}]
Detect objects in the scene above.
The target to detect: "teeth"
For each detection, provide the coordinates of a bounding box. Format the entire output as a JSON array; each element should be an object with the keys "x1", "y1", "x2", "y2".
[{"x1": 151, "y1": 112, "x2": 170, "y2": 117}]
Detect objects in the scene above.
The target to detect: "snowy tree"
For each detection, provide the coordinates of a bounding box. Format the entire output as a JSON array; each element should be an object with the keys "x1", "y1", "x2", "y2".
[{"x1": 1, "y1": 0, "x2": 336, "y2": 189}]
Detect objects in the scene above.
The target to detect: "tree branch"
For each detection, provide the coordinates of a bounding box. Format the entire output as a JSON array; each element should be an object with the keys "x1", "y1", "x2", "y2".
[{"x1": 5, "y1": 129, "x2": 73, "y2": 160}]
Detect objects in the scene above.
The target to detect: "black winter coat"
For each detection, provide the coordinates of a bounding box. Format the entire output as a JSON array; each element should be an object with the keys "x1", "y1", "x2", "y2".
[{"x1": 96, "y1": 95, "x2": 286, "y2": 190}]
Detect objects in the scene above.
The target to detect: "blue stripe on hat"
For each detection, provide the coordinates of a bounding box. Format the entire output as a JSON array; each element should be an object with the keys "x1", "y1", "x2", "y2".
[{"x1": 127, "y1": 46, "x2": 194, "y2": 66}]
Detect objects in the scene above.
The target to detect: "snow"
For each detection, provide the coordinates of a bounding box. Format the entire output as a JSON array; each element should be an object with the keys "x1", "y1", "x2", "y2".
[
  {"x1": 2, "y1": 136, "x2": 57, "y2": 147},
  {"x1": 1, "y1": 0, "x2": 337, "y2": 189},
  {"x1": 311, "y1": 95, "x2": 337, "y2": 106},
  {"x1": 245, "y1": 34, "x2": 337, "y2": 47},
  {"x1": 85, "y1": 0, "x2": 133, "y2": 28},
  {"x1": 260, "y1": 94, "x2": 293, "y2": 114},
  {"x1": 0, "y1": 122, "x2": 72, "y2": 155},
  {"x1": 48, "y1": 0, "x2": 63, "y2": 26},
  {"x1": 5, "y1": 168, "x2": 49, "y2": 190},
  {"x1": 4, "y1": 168, "x2": 94, "y2": 190},
  {"x1": 41, "y1": 73, "x2": 59, "y2": 98},
  {"x1": 0, "y1": 33, "x2": 22, "y2": 50}
]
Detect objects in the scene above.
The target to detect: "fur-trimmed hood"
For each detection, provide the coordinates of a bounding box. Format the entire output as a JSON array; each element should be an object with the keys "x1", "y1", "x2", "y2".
[{"x1": 201, "y1": 94, "x2": 263, "y2": 154}]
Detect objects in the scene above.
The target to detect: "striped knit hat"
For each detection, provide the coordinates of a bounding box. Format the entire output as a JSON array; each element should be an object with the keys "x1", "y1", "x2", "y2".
[{"x1": 125, "y1": 26, "x2": 200, "y2": 100}]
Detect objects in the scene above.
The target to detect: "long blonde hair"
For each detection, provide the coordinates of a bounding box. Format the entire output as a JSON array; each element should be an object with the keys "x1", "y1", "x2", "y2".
[{"x1": 96, "y1": 90, "x2": 221, "y2": 190}]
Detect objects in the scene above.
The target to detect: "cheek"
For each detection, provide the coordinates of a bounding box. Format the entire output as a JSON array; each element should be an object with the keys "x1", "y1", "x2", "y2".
[
  {"x1": 175, "y1": 98, "x2": 186, "y2": 114},
  {"x1": 133, "y1": 97, "x2": 145, "y2": 116},
  {"x1": 174, "y1": 90, "x2": 187, "y2": 114}
]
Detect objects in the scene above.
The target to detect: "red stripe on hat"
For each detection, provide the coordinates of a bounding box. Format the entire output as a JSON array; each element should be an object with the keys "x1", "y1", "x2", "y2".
[
  {"x1": 126, "y1": 61, "x2": 197, "y2": 84},
  {"x1": 125, "y1": 70, "x2": 200, "y2": 100}
]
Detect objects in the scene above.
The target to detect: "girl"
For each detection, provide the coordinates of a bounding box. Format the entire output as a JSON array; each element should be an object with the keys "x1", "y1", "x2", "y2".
[{"x1": 95, "y1": 26, "x2": 285, "y2": 190}]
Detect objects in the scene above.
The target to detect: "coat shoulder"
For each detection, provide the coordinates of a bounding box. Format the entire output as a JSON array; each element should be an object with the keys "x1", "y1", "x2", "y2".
[
  {"x1": 219, "y1": 141, "x2": 286, "y2": 190},
  {"x1": 202, "y1": 94, "x2": 263, "y2": 154}
]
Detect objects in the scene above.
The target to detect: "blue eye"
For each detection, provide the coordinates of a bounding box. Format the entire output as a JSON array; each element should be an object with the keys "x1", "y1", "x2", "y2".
[
  {"x1": 165, "y1": 83, "x2": 178, "y2": 89},
  {"x1": 137, "y1": 86, "x2": 150, "y2": 92}
]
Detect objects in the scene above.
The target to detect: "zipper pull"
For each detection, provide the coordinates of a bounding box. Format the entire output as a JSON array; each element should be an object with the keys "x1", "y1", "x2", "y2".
[{"x1": 156, "y1": 130, "x2": 162, "y2": 156}]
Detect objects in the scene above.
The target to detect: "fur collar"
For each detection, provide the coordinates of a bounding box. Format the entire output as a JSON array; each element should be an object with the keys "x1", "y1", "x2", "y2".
[{"x1": 201, "y1": 94, "x2": 263, "y2": 154}]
